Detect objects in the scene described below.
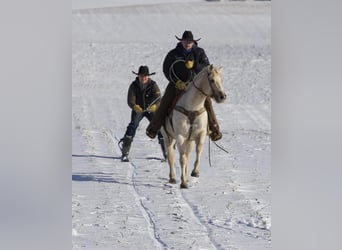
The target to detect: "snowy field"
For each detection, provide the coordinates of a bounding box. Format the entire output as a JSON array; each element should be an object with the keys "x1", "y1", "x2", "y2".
[{"x1": 72, "y1": 0, "x2": 271, "y2": 249}]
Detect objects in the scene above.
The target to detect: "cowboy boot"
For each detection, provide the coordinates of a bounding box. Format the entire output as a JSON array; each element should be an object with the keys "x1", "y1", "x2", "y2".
[
  {"x1": 120, "y1": 135, "x2": 133, "y2": 161},
  {"x1": 204, "y1": 98, "x2": 222, "y2": 141},
  {"x1": 146, "y1": 84, "x2": 177, "y2": 139}
]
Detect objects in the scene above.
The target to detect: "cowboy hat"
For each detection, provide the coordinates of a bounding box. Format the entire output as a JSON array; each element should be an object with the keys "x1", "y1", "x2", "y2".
[
  {"x1": 175, "y1": 30, "x2": 201, "y2": 42},
  {"x1": 132, "y1": 65, "x2": 156, "y2": 76}
]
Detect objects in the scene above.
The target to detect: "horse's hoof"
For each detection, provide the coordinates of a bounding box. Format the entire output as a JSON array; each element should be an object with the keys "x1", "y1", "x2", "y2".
[
  {"x1": 180, "y1": 183, "x2": 188, "y2": 189},
  {"x1": 191, "y1": 172, "x2": 199, "y2": 178},
  {"x1": 169, "y1": 179, "x2": 176, "y2": 184}
]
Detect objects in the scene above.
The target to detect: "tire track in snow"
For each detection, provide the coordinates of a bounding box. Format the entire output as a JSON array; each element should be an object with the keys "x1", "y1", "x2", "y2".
[
  {"x1": 106, "y1": 129, "x2": 167, "y2": 250},
  {"x1": 179, "y1": 189, "x2": 223, "y2": 250},
  {"x1": 130, "y1": 160, "x2": 168, "y2": 250},
  {"x1": 131, "y1": 157, "x2": 219, "y2": 249},
  {"x1": 121, "y1": 134, "x2": 218, "y2": 249}
]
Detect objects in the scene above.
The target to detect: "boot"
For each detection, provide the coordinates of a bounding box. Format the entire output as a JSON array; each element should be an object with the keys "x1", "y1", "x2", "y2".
[
  {"x1": 119, "y1": 136, "x2": 132, "y2": 161},
  {"x1": 158, "y1": 137, "x2": 167, "y2": 161},
  {"x1": 204, "y1": 98, "x2": 222, "y2": 141},
  {"x1": 146, "y1": 83, "x2": 178, "y2": 139},
  {"x1": 209, "y1": 123, "x2": 222, "y2": 141},
  {"x1": 146, "y1": 123, "x2": 159, "y2": 139}
]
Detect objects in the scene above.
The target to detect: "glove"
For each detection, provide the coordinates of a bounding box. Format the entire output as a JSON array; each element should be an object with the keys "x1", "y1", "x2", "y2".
[
  {"x1": 175, "y1": 80, "x2": 187, "y2": 90},
  {"x1": 185, "y1": 60, "x2": 194, "y2": 69},
  {"x1": 133, "y1": 104, "x2": 143, "y2": 113},
  {"x1": 147, "y1": 104, "x2": 157, "y2": 113},
  {"x1": 185, "y1": 54, "x2": 194, "y2": 69}
]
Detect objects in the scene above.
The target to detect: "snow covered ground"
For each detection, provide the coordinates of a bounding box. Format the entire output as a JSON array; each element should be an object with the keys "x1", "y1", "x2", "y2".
[{"x1": 72, "y1": 0, "x2": 270, "y2": 249}]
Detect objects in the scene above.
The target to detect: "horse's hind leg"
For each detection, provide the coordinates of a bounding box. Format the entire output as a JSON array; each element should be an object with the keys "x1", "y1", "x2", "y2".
[{"x1": 167, "y1": 140, "x2": 176, "y2": 184}]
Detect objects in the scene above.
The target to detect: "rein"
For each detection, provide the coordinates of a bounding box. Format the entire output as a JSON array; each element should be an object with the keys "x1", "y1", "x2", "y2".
[
  {"x1": 191, "y1": 72, "x2": 214, "y2": 98},
  {"x1": 208, "y1": 138, "x2": 230, "y2": 167}
]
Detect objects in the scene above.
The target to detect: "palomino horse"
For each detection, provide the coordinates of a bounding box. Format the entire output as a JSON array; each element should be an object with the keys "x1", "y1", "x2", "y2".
[{"x1": 161, "y1": 64, "x2": 226, "y2": 188}]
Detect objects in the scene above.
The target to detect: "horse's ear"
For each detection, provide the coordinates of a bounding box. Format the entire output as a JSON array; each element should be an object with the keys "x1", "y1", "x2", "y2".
[
  {"x1": 217, "y1": 66, "x2": 223, "y2": 74},
  {"x1": 209, "y1": 64, "x2": 214, "y2": 71}
]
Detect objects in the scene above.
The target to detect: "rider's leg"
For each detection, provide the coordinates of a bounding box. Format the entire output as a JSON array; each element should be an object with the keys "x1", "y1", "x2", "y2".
[
  {"x1": 121, "y1": 112, "x2": 144, "y2": 157},
  {"x1": 204, "y1": 97, "x2": 222, "y2": 141},
  {"x1": 146, "y1": 83, "x2": 177, "y2": 139}
]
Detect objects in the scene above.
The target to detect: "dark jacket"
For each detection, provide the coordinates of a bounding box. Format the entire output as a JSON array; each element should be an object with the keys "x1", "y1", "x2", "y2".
[
  {"x1": 127, "y1": 78, "x2": 161, "y2": 111},
  {"x1": 163, "y1": 42, "x2": 210, "y2": 83}
]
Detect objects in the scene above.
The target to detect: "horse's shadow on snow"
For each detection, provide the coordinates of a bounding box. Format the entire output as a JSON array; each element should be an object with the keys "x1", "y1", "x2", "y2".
[
  {"x1": 72, "y1": 154, "x2": 166, "y2": 188},
  {"x1": 72, "y1": 154, "x2": 129, "y2": 185},
  {"x1": 72, "y1": 172, "x2": 130, "y2": 185},
  {"x1": 72, "y1": 154, "x2": 121, "y2": 160}
]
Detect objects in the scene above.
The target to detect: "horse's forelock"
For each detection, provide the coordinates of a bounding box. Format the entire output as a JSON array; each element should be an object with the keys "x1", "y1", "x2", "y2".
[{"x1": 211, "y1": 66, "x2": 223, "y2": 76}]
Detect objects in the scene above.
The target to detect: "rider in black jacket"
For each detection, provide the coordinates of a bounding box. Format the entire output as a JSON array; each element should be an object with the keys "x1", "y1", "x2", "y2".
[
  {"x1": 119, "y1": 65, "x2": 167, "y2": 161},
  {"x1": 146, "y1": 31, "x2": 222, "y2": 141}
]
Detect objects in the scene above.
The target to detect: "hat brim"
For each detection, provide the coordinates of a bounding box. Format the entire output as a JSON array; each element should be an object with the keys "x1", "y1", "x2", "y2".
[
  {"x1": 132, "y1": 71, "x2": 156, "y2": 76},
  {"x1": 175, "y1": 35, "x2": 201, "y2": 42}
]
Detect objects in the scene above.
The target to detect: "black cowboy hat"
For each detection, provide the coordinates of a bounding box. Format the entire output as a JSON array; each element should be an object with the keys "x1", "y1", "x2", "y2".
[
  {"x1": 132, "y1": 65, "x2": 156, "y2": 76},
  {"x1": 175, "y1": 30, "x2": 201, "y2": 42}
]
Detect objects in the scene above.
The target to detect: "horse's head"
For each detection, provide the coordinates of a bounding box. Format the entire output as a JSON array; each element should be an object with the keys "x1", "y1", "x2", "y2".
[{"x1": 207, "y1": 64, "x2": 227, "y2": 103}]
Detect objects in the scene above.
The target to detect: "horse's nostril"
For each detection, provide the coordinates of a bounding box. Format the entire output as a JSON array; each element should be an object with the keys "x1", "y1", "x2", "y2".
[{"x1": 220, "y1": 94, "x2": 226, "y2": 100}]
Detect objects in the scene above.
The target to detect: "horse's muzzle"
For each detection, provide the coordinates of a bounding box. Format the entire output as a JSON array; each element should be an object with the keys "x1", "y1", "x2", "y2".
[{"x1": 215, "y1": 92, "x2": 227, "y2": 103}]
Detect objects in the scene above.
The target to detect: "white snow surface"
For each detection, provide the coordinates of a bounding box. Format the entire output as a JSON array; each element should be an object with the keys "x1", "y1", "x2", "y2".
[{"x1": 72, "y1": 1, "x2": 271, "y2": 249}]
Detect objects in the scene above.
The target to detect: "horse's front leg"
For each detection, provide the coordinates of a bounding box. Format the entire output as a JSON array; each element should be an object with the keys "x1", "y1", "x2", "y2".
[
  {"x1": 191, "y1": 133, "x2": 206, "y2": 178},
  {"x1": 179, "y1": 140, "x2": 192, "y2": 189},
  {"x1": 180, "y1": 152, "x2": 188, "y2": 188}
]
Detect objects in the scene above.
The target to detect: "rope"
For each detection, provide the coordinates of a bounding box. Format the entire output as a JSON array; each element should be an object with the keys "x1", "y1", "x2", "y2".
[
  {"x1": 208, "y1": 136, "x2": 212, "y2": 167},
  {"x1": 207, "y1": 136, "x2": 230, "y2": 167},
  {"x1": 169, "y1": 59, "x2": 186, "y2": 83},
  {"x1": 144, "y1": 96, "x2": 161, "y2": 112},
  {"x1": 213, "y1": 141, "x2": 229, "y2": 154}
]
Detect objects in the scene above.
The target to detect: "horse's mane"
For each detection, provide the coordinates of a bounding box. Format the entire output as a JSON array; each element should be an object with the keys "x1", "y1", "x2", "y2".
[
  {"x1": 193, "y1": 65, "x2": 210, "y2": 82},
  {"x1": 193, "y1": 64, "x2": 222, "y2": 83}
]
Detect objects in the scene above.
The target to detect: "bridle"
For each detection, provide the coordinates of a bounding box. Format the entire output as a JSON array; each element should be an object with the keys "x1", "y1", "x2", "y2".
[
  {"x1": 191, "y1": 70, "x2": 217, "y2": 98},
  {"x1": 170, "y1": 65, "x2": 219, "y2": 140},
  {"x1": 170, "y1": 60, "x2": 218, "y2": 98}
]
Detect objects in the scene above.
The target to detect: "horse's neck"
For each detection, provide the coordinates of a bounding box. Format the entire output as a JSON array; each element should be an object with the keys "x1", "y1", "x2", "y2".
[{"x1": 177, "y1": 79, "x2": 207, "y2": 111}]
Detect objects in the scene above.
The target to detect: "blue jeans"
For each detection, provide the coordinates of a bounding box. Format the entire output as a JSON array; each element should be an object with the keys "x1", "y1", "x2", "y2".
[{"x1": 125, "y1": 111, "x2": 163, "y2": 140}]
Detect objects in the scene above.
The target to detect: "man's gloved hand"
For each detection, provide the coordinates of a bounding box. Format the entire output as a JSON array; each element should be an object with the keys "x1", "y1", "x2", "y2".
[
  {"x1": 147, "y1": 104, "x2": 157, "y2": 113},
  {"x1": 185, "y1": 60, "x2": 194, "y2": 69},
  {"x1": 175, "y1": 80, "x2": 187, "y2": 90},
  {"x1": 133, "y1": 104, "x2": 143, "y2": 113}
]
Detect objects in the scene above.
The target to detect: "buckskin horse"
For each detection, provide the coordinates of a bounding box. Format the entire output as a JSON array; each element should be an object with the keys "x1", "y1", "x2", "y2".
[{"x1": 161, "y1": 64, "x2": 226, "y2": 188}]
